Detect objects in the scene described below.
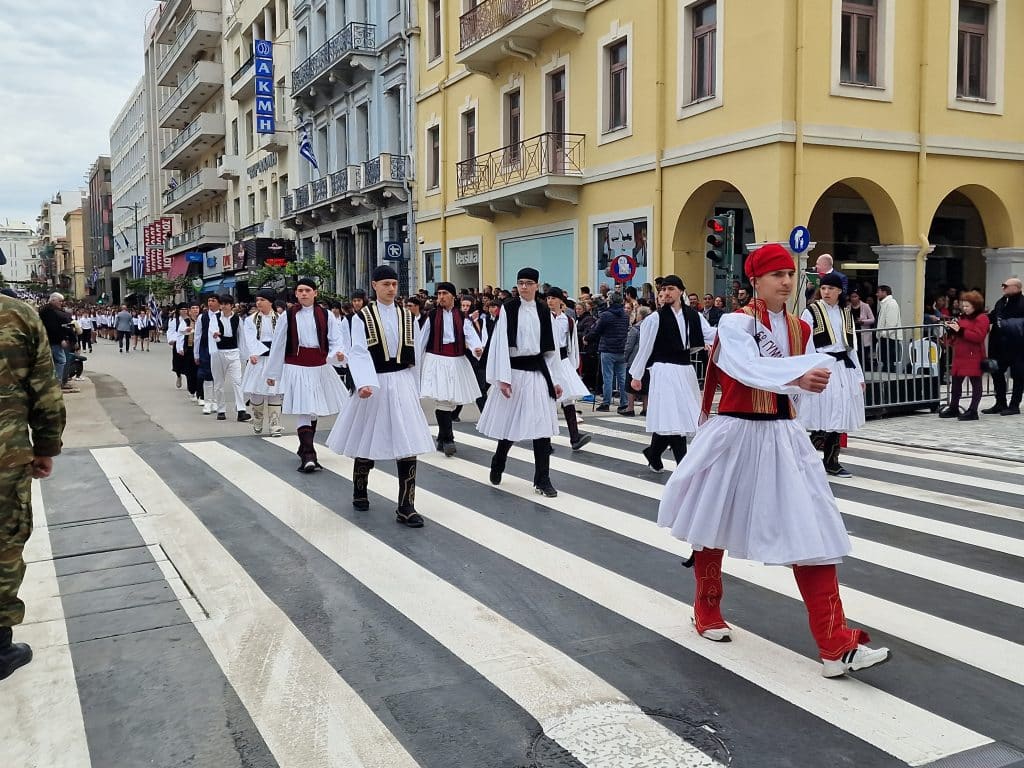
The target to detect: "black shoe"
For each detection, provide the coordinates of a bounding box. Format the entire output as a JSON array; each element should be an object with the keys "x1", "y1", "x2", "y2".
[
  {"x1": 938, "y1": 406, "x2": 959, "y2": 419},
  {"x1": 442, "y1": 441, "x2": 457, "y2": 457},
  {"x1": 570, "y1": 434, "x2": 592, "y2": 451},
  {"x1": 353, "y1": 498, "x2": 370, "y2": 511},
  {"x1": 982, "y1": 403, "x2": 1007, "y2": 414},
  {"x1": 298, "y1": 460, "x2": 319, "y2": 473},
  {"x1": 642, "y1": 446, "x2": 664, "y2": 473},
  {"x1": 237, "y1": 411, "x2": 252, "y2": 422},
  {"x1": 0, "y1": 627, "x2": 32, "y2": 681},
  {"x1": 217, "y1": 412, "x2": 226, "y2": 421},
  {"x1": 451, "y1": 414, "x2": 461, "y2": 423},
  {"x1": 1000, "y1": 406, "x2": 1020, "y2": 416},
  {"x1": 534, "y1": 480, "x2": 558, "y2": 497},
  {"x1": 616, "y1": 407, "x2": 635, "y2": 417},
  {"x1": 595, "y1": 404, "x2": 610, "y2": 412},
  {"x1": 958, "y1": 410, "x2": 979, "y2": 421},
  {"x1": 396, "y1": 507, "x2": 424, "y2": 528},
  {"x1": 489, "y1": 461, "x2": 504, "y2": 486},
  {"x1": 826, "y1": 465, "x2": 853, "y2": 478}
]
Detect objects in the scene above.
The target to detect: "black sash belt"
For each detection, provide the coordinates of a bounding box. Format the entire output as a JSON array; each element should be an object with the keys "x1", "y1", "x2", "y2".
[
  {"x1": 260, "y1": 340, "x2": 272, "y2": 357},
  {"x1": 559, "y1": 346, "x2": 569, "y2": 360},
  {"x1": 511, "y1": 354, "x2": 557, "y2": 399},
  {"x1": 827, "y1": 350, "x2": 857, "y2": 369},
  {"x1": 649, "y1": 349, "x2": 693, "y2": 366}
]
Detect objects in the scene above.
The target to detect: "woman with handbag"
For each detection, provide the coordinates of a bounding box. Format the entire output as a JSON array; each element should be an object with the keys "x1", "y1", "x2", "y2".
[{"x1": 939, "y1": 290, "x2": 990, "y2": 421}]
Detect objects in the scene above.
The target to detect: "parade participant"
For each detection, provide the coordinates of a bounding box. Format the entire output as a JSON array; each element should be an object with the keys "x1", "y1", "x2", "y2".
[
  {"x1": 658, "y1": 243, "x2": 890, "y2": 678},
  {"x1": 265, "y1": 279, "x2": 349, "y2": 472},
  {"x1": 478, "y1": 267, "x2": 563, "y2": 498},
  {"x1": 546, "y1": 287, "x2": 591, "y2": 451},
  {"x1": 799, "y1": 272, "x2": 865, "y2": 477},
  {"x1": 167, "y1": 303, "x2": 190, "y2": 389},
  {"x1": 628, "y1": 275, "x2": 715, "y2": 472},
  {"x1": 175, "y1": 302, "x2": 203, "y2": 405},
  {"x1": 210, "y1": 295, "x2": 251, "y2": 422},
  {"x1": 417, "y1": 281, "x2": 483, "y2": 457},
  {"x1": 195, "y1": 295, "x2": 222, "y2": 415},
  {"x1": 243, "y1": 290, "x2": 284, "y2": 437},
  {"x1": 326, "y1": 265, "x2": 434, "y2": 528}
]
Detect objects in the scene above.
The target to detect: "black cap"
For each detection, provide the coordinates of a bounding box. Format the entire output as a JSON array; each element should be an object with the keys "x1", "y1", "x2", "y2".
[
  {"x1": 819, "y1": 272, "x2": 844, "y2": 289},
  {"x1": 256, "y1": 289, "x2": 277, "y2": 301},
  {"x1": 351, "y1": 288, "x2": 367, "y2": 300},
  {"x1": 219, "y1": 293, "x2": 235, "y2": 305},
  {"x1": 436, "y1": 281, "x2": 457, "y2": 296},
  {"x1": 517, "y1": 267, "x2": 540, "y2": 282},
  {"x1": 660, "y1": 275, "x2": 685, "y2": 290},
  {"x1": 546, "y1": 286, "x2": 567, "y2": 303},
  {"x1": 296, "y1": 277, "x2": 317, "y2": 290},
  {"x1": 371, "y1": 264, "x2": 399, "y2": 282}
]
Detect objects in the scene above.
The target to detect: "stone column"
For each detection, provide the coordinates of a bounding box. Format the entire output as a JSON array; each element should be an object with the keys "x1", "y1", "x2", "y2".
[
  {"x1": 983, "y1": 248, "x2": 1024, "y2": 306},
  {"x1": 871, "y1": 245, "x2": 928, "y2": 325}
]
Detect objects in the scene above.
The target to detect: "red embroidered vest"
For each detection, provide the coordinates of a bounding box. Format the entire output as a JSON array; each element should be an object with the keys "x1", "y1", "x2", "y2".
[{"x1": 701, "y1": 302, "x2": 811, "y2": 420}]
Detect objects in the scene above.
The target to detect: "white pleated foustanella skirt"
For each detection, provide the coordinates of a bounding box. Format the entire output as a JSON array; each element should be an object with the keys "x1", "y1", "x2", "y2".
[
  {"x1": 326, "y1": 367, "x2": 434, "y2": 460},
  {"x1": 419, "y1": 352, "x2": 481, "y2": 405},
  {"x1": 658, "y1": 416, "x2": 852, "y2": 566},
  {"x1": 795, "y1": 358, "x2": 866, "y2": 433},
  {"x1": 241, "y1": 356, "x2": 281, "y2": 398},
  {"x1": 644, "y1": 362, "x2": 702, "y2": 436},
  {"x1": 553, "y1": 355, "x2": 591, "y2": 405},
  {"x1": 477, "y1": 368, "x2": 559, "y2": 441},
  {"x1": 280, "y1": 363, "x2": 349, "y2": 416}
]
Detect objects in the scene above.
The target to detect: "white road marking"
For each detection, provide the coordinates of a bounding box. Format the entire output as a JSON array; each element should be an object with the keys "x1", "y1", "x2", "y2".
[
  {"x1": 837, "y1": 454, "x2": 1024, "y2": 496},
  {"x1": 829, "y1": 475, "x2": 1024, "y2": 523},
  {"x1": 0, "y1": 482, "x2": 91, "y2": 768},
  {"x1": 267, "y1": 437, "x2": 992, "y2": 767},
  {"x1": 92, "y1": 447, "x2": 422, "y2": 768},
  {"x1": 190, "y1": 441, "x2": 727, "y2": 768},
  {"x1": 451, "y1": 431, "x2": 1024, "y2": 685},
  {"x1": 846, "y1": 437, "x2": 1024, "y2": 475}
]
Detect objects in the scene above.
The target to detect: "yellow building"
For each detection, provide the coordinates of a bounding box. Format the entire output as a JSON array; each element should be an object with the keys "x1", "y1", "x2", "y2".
[
  {"x1": 61, "y1": 208, "x2": 87, "y2": 299},
  {"x1": 415, "y1": 0, "x2": 1023, "y2": 321}
]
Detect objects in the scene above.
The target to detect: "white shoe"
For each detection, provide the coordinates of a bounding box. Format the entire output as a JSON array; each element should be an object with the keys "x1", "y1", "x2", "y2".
[
  {"x1": 821, "y1": 644, "x2": 891, "y2": 678},
  {"x1": 202, "y1": 403, "x2": 213, "y2": 415},
  {"x1": 196, "y1": 398, "x2": 205, "y2": 406},
  {"x1": 692, "y1": 617, "x2": 732, "y2": 642}
]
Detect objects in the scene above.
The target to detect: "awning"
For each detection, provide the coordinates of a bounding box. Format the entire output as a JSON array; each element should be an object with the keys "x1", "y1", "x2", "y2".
[
  {"x1": 219, "y1": 276, "x2": 237, "y2": 292},
  {"x1": 200, "y1": 279, "x2": 222, "y2": 294},
  {"x1": 167, "y1": 255, "x2": 189, "y2": 279}
]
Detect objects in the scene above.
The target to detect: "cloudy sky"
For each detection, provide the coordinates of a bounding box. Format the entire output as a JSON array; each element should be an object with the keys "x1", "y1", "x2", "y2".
[{"x1": 0, "y1": 1, "x2": 158, "y2": 226}]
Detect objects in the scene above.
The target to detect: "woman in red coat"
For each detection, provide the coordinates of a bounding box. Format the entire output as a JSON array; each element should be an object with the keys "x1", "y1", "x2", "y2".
[{"x1": 939, "y1": 290, "x2": 990, "y2": 420}]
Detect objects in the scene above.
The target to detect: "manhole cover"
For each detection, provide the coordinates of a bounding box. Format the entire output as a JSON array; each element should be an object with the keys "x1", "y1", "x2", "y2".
[{"x1": 525, "y1": 704, "x2": 731, "y2": 767}]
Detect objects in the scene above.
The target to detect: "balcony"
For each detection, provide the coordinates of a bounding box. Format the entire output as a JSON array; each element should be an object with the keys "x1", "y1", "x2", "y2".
[
  {"x1": 153, "y1": 0, "x2": 221, "y2": 45},
  {"x1": 160, "y1": 112, "x2": 226, "y2": 171},
  {"x1": 258, "y1": 130, "x2": 289, "y2": 152},
  {"x1": 236, "y1": 223, "x2": 264, "y2": 239},
  {"x1": 162, "y1": 168, "x2": 229, "y2": 216},
  {"x1": 157, "y1": 11, "x2": 222, "y2": 87},
  {"x1": 291, "y1": 22, "x2": 377, "y2": 102},
  {"x1": 216, "y1": 153, "x2": 242, "y2": 179},
  {"x1": 456, "y1": 132, "x2": 584, "y2": 219},
  {"x1": 457, "y1": 0, "x2": 586, "y2": 75},
  {"x1": 360, "y1": 153, "x2": 410, "y2": 203},
  {"x1": 159, "y1": 60, "x2": 224, "y2": 129},
  {"x1": 229, "y1": 54, "x2": 255, "y2": 100},
  {"x1": 282, "y1": 165, "x2": 363, "y2": 227},
  {"x1": 165, "y1": 221, "x2": 230, "y2": 256}
]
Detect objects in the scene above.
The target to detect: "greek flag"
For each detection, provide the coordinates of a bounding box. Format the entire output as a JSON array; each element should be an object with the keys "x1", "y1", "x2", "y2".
[
  {"x1": 132, "y1": 250, "x2": 145, "y2": 279},
  {"x1": 148, "y1": 294, "x2": 161, "y2": 326},
  {"x1": 299, "y1": 124, "x2": 319, "y2": 171}
]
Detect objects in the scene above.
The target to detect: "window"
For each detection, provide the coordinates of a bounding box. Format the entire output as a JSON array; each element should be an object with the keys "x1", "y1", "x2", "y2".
[
  {"x1": 606, "y1": 40, "x2": 628, "y2": 131},
  {"x1": 691, "y1": 1, "x2": 717, "y2": 100},
  {"x1": 840, "y1": 0, "x2": 877, "y2": 85},
  {"x1": 461, "y1": 109, "x2": 476, "y2": 161},
  {"x1": 244, "y1": 110, "x2": 254, "y2": 154},
  {"x1": 428, "y1": 0, "x2": 442, "y2": 61},
  {"x1": 957, "y1": 1, "x2": 988, "y2": 99},
  {"x1": 248, "y1": 193, "x2": 256, "y2": 224},
  {"x1": 336, "y1": 115, "x2": 349, "y2": 167},
  {"x1": 230, "y1": 118, "x2": 239, "y2": 155},
  {"x1": 504, "y1": 89, "x2": 521, "y2": 163},
  {"x1": 426, "y1": 125, "x2": 440, "y2": 190}
]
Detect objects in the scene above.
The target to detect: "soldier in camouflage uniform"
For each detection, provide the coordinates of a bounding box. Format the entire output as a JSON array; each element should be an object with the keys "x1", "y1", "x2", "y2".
[{"x1": 0, "y1": 293, "x2": 66, "y2": 681}]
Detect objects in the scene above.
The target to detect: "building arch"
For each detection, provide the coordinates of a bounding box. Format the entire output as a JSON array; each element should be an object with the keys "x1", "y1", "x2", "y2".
[
  {"x1": 806, "y1": 177, "x2": 905, "y2": 248},
  {"x1": 925, "y1": 184, "x2": 1015, "y2": 249}
]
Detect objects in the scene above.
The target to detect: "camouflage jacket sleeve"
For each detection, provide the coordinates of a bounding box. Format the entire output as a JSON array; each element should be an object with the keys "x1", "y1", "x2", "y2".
[{"x1": 26, "y1": 306, "x2": 66, "y2": 457}]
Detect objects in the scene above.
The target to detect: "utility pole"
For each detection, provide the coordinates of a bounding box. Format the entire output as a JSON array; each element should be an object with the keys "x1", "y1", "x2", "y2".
[{"x1": 117, "y1": 203, "x2": 141, "y2": 304}]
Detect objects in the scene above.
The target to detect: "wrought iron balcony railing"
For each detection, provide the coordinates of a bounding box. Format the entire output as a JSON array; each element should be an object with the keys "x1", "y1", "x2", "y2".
[
  {"x1": 282, "y1": 194, "x2": 294, "y2": 216},
  {"x1": 329, "y1": 169, "x2": 349, "y2": 196},
  {"x1": 459, "y1": 0, "x2": 545, "y2": 50},
  {"x1": 292, "y1": 22, "x2": 376, "y2": 93},
  {"x1": 237, "y1": 223, "x2": 263, "y2": 239},
  {"x1": 311, "y1": 178, "x2": 330, "y2": 204},
  {"x1": 363, "y1": 156, "x2": 381, "y2": 186},
  {"x1": 293, "y1": 185, "x2": 310, "y2": 210},
  {"x1": 231, "y1": 54, "x2": 255, "y2": 85},
  {"x1": 456, "y1": 132, "x2": 584, "y2": 198},
  {"x1": 390, "y1": 154, "x2": 408, "y2": 181},
  {"x1": 162, "y1": 170, "x2": 202, "y2": 207}
]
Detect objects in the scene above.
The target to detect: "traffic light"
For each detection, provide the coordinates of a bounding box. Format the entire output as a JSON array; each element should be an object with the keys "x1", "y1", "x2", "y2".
[{"x1": 706, "y1": 214, "x2": 730, "y2": 266}]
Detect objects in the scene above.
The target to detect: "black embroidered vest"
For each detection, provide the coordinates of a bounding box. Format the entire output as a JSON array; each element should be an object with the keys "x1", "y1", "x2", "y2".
[
  {"x1": 503, "y1": 298, "x2": 554, "y2": 354},
  {"x1": 649, "y1": 304, "x2": 703, "y2": 365},
  {"x1": 361, "y1": 302, "x2": 416, "y2": 373}
]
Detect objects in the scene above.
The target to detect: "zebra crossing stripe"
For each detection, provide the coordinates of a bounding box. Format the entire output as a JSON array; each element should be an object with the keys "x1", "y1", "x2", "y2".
[
  {"x1": 451, "y1": 431, "x2": 1024, "y2": 686},
  {"x1": 847, "y1": 438, "x2": 1024, "y2": 476},
  {"x1": 262, "y1": 437, "x2": 993, "y2": 767},
  {"x1": 836, "y1": 454, "x2": 1024, "y2": 496},
  {"x1": 557, "y1": 438, "x2": 1024, "y2": 561},
  {"x1": 0, "y1": 482, "x2": 92, "y2": 768},
  {"x1": 186, "y1": 440, "x2": 730, "y2": 768},
  {"x1": 91, "y1": 447, "x2": 423, "y2": 768}
]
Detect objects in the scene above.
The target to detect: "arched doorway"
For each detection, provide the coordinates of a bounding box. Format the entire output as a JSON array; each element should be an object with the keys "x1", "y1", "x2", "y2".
[{"x1": 671, "y1": 181, "x2": 757, "y2": 297}]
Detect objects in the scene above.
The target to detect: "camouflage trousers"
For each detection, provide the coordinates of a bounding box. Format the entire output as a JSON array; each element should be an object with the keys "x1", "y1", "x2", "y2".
[{"x1": 0, "y1": 465, "x2": 33, "y2": 628}]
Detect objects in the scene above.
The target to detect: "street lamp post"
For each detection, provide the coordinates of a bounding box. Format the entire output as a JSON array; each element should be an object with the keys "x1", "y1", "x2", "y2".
[{"x1": 117, "y1": 203, "x2": 142, "y2": 304}]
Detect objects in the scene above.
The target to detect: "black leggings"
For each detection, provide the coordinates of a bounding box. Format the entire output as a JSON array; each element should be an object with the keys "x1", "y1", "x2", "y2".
[
  {"x1": 117, "y1": 330, "x2": 132, "y2": 351},
  {"x1": 950, "y1": 375, "x2": 983, "y2": 412}
]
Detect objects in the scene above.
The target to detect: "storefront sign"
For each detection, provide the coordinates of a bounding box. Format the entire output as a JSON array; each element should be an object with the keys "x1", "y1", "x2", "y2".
[
  {"x1": 246, "y1": 152, "x2": 278, "y2": 179},
  {"x1": 454, "y1": 248, "x2": 479, "y2": 266},
  {"x1": 254, "y1": 40, "x2": 275, "y2": 135}
]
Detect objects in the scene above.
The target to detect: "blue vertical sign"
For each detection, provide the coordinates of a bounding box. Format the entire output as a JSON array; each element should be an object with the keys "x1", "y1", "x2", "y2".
[{"x1": 254, "y1": 39, "x2": 275, "y2": 135}]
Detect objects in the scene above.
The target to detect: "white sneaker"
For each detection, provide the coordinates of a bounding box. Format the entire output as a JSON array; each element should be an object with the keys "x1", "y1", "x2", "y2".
[
  {"x1": 821, "y1": 644, "x2": 891, "y2": 678},
  {"x1": 196, "y1": 398, "x2": 205, "y2": 406},
  {"x1": 202, "y1": 403, "x2": 213, "y2": 415}
]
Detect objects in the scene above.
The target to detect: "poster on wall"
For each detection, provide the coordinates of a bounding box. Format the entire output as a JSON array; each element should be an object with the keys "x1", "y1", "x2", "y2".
[{"x1": 597, "y1": 218, "x2": 649, "y2": 292}]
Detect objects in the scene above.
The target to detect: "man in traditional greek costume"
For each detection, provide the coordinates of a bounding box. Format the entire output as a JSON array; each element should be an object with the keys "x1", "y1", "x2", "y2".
[{"x1": 243, "y1": 289, "x2": 285, "y2": 437}]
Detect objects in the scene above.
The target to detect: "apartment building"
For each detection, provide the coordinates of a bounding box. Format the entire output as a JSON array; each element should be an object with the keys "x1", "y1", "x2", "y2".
[
  {"x1": 85, "y1": 156, "x2": 114, "y2": 301},
  {"x1": 150, "y1": 0, "x2": 230, "y2": 294},
  {"x1": 61, "y1": 207, "x2": 87, "y2": 299},
  {"x1": 282, "y1": 0, "x2": 416, "y2": 296},
  {"x1": 416, "y1": 0, "x2": 1023, "y2": 320},
  {"x1": 110, "y1": 76, "x2": 149, "y2": 306},
  {"x1": 32, "y1": 190, "x2": 85, "y2": 295},
  {"x1": 0, "y1": 221, "x2": 38, "y2": 284},
  {"x1": 220, "y1": 0, "x2": 298, "y2": 292}
]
